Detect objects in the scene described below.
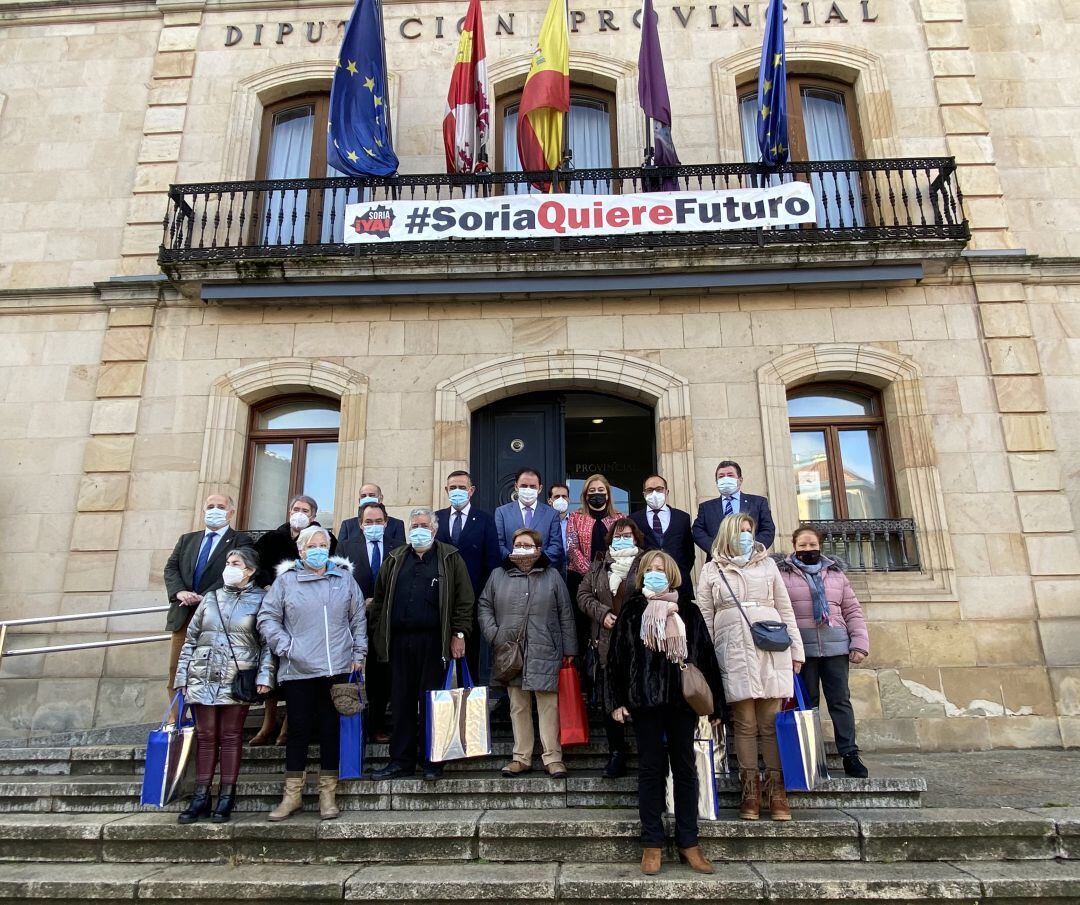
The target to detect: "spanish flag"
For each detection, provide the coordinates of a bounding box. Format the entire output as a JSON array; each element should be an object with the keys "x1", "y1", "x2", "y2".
[{"x1": 516, "y1": 0, "x2": 569, "y2": 183}]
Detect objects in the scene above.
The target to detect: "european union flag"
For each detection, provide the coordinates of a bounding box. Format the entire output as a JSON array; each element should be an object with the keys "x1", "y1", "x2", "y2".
[
  {"x1": 327, "y1": 0, "x2": 399, "y2": 177},
  {"x1": 756, "y1": 0, "x2": 788, "y2": 166}
]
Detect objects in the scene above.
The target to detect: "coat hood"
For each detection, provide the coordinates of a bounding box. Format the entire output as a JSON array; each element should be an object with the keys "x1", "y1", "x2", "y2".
[{"x1": 275, "y1": 555, "x2": 354, "y2": 577}]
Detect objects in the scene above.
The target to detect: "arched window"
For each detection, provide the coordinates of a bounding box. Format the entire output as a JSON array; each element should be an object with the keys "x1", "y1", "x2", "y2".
[
  {"x1": 787, "y1": 384, "x2": 895, "y2": 521},
  {"x1": 738, "y1": 76, "x2": 864, "y2": 227},
  {"x1": 241, "y1": 396, "x2": 340, "y2": 529},
  {"x1": 495, "y1": 86, "x2": 616, "y2": 192}
]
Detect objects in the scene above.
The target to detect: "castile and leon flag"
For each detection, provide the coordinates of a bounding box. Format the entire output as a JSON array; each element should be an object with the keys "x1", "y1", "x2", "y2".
[{"x1": 443, "y1": 0, "x2": 490, "y2": 173}]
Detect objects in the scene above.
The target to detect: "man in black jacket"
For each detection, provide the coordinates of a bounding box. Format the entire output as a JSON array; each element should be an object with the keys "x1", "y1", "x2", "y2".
[
  {"x1": 253, "y1": 494, "x2": 337, "y2": 587},
  {"x1": 692, "y1": 460, "x2": 776, "y2": 553},
  {"x1": 163, "y1": 494, "x2": 252, "y2": 698},
  {"x1": 630, "y1": 474, "x2": 696, "y2": 602},
  {"x1": 338, "y1": 482, "x2": 405, "y2": 550}
]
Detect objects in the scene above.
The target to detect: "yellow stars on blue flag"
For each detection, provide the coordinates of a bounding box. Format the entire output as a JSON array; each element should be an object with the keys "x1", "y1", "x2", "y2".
[{"x1": 756, "y1": 0, "x2": 789, "y2": 166}]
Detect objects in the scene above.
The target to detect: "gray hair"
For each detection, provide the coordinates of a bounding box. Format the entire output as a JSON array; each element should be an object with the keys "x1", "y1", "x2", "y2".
[
  {"x1": 296, "y1": 525, "x2": 331, "y2": 550},
  {"x1": 408, "y1": 507, "x2": 439, "y2": 534},
  {"x1": 289, "y1": 494, "x2": 318, "y2": 514},
  {"x1": 227, "y1": 546, "x2": 260, "y2": 573}
]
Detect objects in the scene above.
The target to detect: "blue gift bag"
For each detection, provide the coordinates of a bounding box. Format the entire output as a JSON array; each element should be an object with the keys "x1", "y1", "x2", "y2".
[
  {"x1": 775, "y1": 673, "x2": 830, "y2": 791},
  {"x1": 338, "y1": 672, "x2": 365, "y2": 780},
  {"x1": 140, "y1": 691, "x2": 196, "y2": 807}
]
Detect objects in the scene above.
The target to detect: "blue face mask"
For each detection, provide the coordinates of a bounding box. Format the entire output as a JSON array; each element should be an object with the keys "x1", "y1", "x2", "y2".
[
  {"x1": 448, "y1": 488, "x2": 470, "y2": 509},
  {"x1": 304, "y1": 547, "x2": 330, "y2": 570},
  {"x1": 642, "y1": 571, "x2": 669, "y2": 593},
  {"x1": 358, "y1": 496, "x2": 379, "y2": 513},
  {"x1": 611, "y1": 536, "x2": 636, "y2": 552},
  {"x1": 738, "y1": 531, "x2": 754, "y2": 556},
  {"x1": 409, "y1": 527, "x2": 434, "y2": 549},
  {"x1": 363, "y1": 524, "x2": 385, "y2": 542}
]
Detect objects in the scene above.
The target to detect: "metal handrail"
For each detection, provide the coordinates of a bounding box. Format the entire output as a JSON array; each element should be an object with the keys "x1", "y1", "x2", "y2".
[{"x1": 0, "y1": 605, "x2": 171, "y2": 671}]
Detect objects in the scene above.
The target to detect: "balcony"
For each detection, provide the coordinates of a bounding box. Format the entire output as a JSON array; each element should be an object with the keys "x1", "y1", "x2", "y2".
[
  {"x1": 803, "y1": 518, "x2": 921, "y2": 573},
  {"x1": 158, "y1": 158, "x2": 968, "y2": 289}
]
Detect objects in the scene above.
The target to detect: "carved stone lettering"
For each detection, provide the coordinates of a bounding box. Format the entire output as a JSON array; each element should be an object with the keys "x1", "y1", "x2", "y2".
[{"x1": 275, "y1": 22, "x2": 292, "y2": 44}]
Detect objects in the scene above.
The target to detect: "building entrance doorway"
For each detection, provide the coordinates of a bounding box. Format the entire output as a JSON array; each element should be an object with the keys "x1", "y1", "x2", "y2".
[{"x1": 470, "y1": 391, "x2": 657, "y2": 514}]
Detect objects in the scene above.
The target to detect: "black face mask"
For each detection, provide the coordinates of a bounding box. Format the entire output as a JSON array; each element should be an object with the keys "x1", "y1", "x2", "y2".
[
  {"x1": 587, "y1": 493, "x2": 608, "y2": 509},
  {"x1": 795, "y1": 550, "x2": 822, "y2": 566}
]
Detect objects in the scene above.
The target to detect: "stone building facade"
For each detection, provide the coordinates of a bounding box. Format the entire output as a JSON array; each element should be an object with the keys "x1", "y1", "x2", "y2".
[{"x1": 1, "y1": 0, "x2": 1079, "y2": 750}]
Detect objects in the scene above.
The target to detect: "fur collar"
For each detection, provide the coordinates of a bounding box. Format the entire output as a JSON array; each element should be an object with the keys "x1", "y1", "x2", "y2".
[
  {"x1": 275, "y1": 555, "x2": 354, "y2": 577},
  {"x1": 772, "y1": 552, "x2": 848, "y2": 573}
]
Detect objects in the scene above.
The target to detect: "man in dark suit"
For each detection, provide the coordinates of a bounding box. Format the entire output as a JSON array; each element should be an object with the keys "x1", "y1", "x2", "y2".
[
  {"x1": 692, "y1": 459, "x2": 776, "y2": 554},
  {"x1": 630, "y1": 474, "x2": 696, "y2": 602},
  {"x1": 338, "y1": 501, "x2": 395, "y2": 740},
  {"x1": 163, "y1": 494, "x2": 252, "y2": 697},
  {"x1": 494, "y1": 468, "x2": 563, "y2": 568},
  {"x1": 338, "y1": 482, "x2": 405, "y2": 551},
  {"x1": 435, "y1": 470, "x2": 501, "y2": 681}
]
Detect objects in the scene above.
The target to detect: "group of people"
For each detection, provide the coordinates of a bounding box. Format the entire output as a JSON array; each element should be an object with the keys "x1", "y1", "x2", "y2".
[{"x1": 163, "y1": 461, "x2": 871, "y2": 873}]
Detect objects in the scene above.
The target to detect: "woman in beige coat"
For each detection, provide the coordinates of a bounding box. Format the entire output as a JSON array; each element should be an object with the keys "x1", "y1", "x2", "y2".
[{"x1": 697, "y1": 513, "x2": 804, "y2": 822}]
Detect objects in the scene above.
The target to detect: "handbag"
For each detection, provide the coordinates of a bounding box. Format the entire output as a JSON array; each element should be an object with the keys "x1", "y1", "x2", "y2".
[
  {"x1": 679, "y1": 661, "x2": 714, "y2": 717},
  {"x1": 717, "y1": 570, "x2": 792, "y2": 652},
  {"x1": 140, "y1": 691, "x2": 196, "y2": 807},
  {"x1": 665, "y1": 716, "x2": 720, "y2": 820},
  {"x1": 426, "y1": 659, "x2": 491, "y2": 763},
  {"x1": 210, "y1": 594, "x2": 261, "y2": 703},
  {"x1": 775, "y1": 673, "x2": 830, "y2": 791},
  {"x1": 331, "y1": 670, "x2": 367, "y2": 716},
  {"x1": 492, "y1": 592, "x2": 534, "y2": 685}
]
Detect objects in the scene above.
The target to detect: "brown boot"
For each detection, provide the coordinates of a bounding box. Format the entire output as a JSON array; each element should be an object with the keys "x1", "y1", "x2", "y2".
[
  {"x1": 640, "y1": 847, "x2": 662, "y2": 875},
  {"x1": 317, "y1": 770, "x2": 340, "y2": 820},
  {"x1": 267, "y1": 771, "x2": 304, "y2": 821},
  {"x1": 678, "y1": 845, "x2": 715, "y2": 875},
  {"x1": 765, "y1": 769, "x2": 792, "y2": 821},
  {"x1": 275, "y1": 715, "x2": 289, "y2": 747},
  {"x1": 249, "y1": 700, "x2": 278, "y2": 747},
  {"x1": 738, "y1": 769, "x2": 760, "y2": 820}
]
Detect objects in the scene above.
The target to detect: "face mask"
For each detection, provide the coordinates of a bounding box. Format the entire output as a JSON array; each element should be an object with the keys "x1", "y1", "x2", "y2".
[
  {"x1": 357, "y1": 496, "x2": 379, "y2": 514},
  {"x1": 516, "y1": 487, "x2": 539, "y2": 505},
  {"x1": 448, "y1": 488, "x2": 470, "y2": 509},
  {"x1": 409, "y1": 527, "x2": 434, "y2": 549},
  {"x1": 204, "y1": 508, "x2": 228, "y2": 530},
  {"x1": 642, "y1": 571, "x2": 669, "y2": 593},
  {"x1": 795, "y1": 549, "x2": 821, "y2": 566},
  {"x1": 717, "y1": 477, "x2": 739, "y2": 496},
  {"x1": 645, "y1": 491, "x2": 666, "y2": 510},
  {"x1": 303, "y1": 547, "x2": 329, "y2": 569},
  {"x1": 289, "y1": 512, "x2": 310, "y2": 531},
  {"x1": 512, "y1": 546, "x2": 537, "y2": 556},
  {"x1": 551, "y1": 497, "x2": 569, "y2": 514},
  {"x1": 363, "y1": 524, "x2": 385, "y2": 542},
  {"x1": 222, "y1": 565, "x2": 246, "y2": 587},
  {"x1": 738, "y1": 531, "x2": 754, "y2": 556},
  {"x1": 611, "y1": 536, "x2": 636, "y2": 552},
  {"x1": 587, "y1": 493, "x2": 608, "y2": 509}
]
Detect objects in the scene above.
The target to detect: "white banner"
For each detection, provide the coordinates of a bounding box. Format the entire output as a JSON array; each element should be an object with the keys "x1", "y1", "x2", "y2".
[{"x1": 343, "y1": 182, "x2": 816, "y2": 244}]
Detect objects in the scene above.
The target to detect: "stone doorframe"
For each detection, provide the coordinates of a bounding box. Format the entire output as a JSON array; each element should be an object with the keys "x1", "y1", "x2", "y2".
[
  {"x1": 433, "y1": 351, "x2": 694, "y2": 513},
  {"x1": 194, "y1": 359, "x2": 369, "y2": 529},
  {"x1": 758, "y1": 343, "x2": 957, "y2": 600}
]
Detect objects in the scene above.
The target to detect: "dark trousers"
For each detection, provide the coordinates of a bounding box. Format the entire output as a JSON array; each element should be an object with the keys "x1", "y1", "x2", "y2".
[
  {"x1": 388, "y1": 630, "x2": 445, "y2": 771},
  {"x1": 599, "y1": 668, "x2": 626, "y2": 755},
  {"x1": 191, "y1": 703, "x2": 249, "y2": 785},
  {"x1": 365, "y1": 660, "x2": 392, "y2": 737},
  {"x1": 281, "y1": 674, "x2": 348, "y2": 772},
  {"x1": 632, "y1": 706, "x2": 699, "y2": 849},
  {"x1": 800, "y1": 654, "x2": 859, "y2": 755}
]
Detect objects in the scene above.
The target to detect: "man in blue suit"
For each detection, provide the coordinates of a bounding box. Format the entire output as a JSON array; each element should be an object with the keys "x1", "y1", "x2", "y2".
[
  {"x1": 494, "y1": 468, "x2": 564, "y2": 569},
  {"x1": 692, "y1": 459, "x2": 776, "y2": 554},
  {"x1": 338, "y1": 482, "x2": 405, "y2": 550},
  {"x1": 630, "y1": 474, "x2": 696, "y2": 602},
  {"x1": 435, "y1": 470, "x2": 502, "y2": 682}
]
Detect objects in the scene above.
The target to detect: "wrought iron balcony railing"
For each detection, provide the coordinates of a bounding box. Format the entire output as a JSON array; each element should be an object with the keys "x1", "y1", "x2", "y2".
[
  {"x1": 159, "y1": 157, "x2": 967, "y2": 264},
  {"x1": 802, "y1": 518, "x2": 921, "y2": 573}
]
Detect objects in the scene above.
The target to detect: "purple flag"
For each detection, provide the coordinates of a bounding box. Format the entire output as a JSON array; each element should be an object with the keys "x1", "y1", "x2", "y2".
[{"x1": 637, "y1": 0, "x2": 681, "y2": 170}]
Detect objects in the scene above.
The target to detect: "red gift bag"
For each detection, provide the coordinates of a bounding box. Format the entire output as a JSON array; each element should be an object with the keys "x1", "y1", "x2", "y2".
[{"x1": 558, "y1": 657, "x2": 589, "y2": 747}]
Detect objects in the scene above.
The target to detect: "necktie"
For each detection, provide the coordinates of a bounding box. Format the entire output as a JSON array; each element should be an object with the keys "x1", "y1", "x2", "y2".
[
  {"x1": 192, "y1": 531, "x2": 216, "y2": 589},
  {"x1": 451, "y1": 512, "x2": 463, "y2": 544},
  {"x1": 723, "y1": 497, "x2": 733, "y2": 518},
  {"x1": 652, "y1": 509, "x2": 663, "y2": 535},
  {"x1": 370, "y1": 540, "x2": 381, "y2": 575},
  {"x1": 523, "y1": 506, "x2": 534, "y2": 528}
]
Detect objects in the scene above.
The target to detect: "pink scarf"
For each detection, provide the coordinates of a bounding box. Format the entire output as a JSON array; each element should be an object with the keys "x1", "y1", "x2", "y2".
[{"x1": 639, "y1": 589, "x2": 687, "y2": 662}]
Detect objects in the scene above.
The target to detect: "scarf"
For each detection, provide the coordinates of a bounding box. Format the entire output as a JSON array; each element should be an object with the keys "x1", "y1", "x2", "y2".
[
  {"x1": 607, "y1": 546, "x2": 638, "y2": 595},
  {"x1": 510, "y1": 552, "x2": 540, "y2": 574},
  {"x1": 791, "y1": 556, "x2": 829, "y2": 624},
  {"x1": 639, "y1": 588, "x2": 686, "y2": 662}
]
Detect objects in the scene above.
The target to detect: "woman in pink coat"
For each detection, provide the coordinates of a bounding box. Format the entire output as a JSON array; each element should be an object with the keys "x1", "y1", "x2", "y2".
[{"x1": 776, "y1": 525, "x2": 870, "y2": 778}]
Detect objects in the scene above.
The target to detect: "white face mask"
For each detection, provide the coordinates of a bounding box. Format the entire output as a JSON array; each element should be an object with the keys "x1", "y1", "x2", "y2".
[
  {"x1": 717, "y1": 476, "x2": 739, "y2": 496},
  {"x1": 645, "y1": 491, "x2": 666, "y2": 510},
  {"x1": 204, "y1": 507, "x2": 228, "y2": 530},
  {"x1": 551, "y1": 497, "x2": 569, "y2": 514},
  {"x1": 222, "y1": 565, "x2": 246, "y2": 587},
  {"x1": 512, "y1": 546, "x2": 537, "y2": 556},
  {"x1": 517, "y1": 487, "x2": 539, "y2": 505},
  {"x1": 289, "y1": 511, "x2": 311, "y2": 531}
]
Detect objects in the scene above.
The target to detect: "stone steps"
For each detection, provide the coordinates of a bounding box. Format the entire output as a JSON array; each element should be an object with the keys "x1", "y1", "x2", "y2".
[
  {"x1": 1, "y1": 858, "x2": 1078, "y2": 904},
  {"x1": 0, "y1": 807, "x2": 1073, "y2": 866},
  {"x1": 0, "y1": 771, "x2": 924, "y2": 813}
]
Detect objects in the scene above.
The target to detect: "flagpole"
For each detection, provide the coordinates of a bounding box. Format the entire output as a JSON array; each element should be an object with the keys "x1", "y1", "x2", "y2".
[
  {"x1": 640, "y1": 0, "x2": 652, "y2": 166},
  {"x1": 561, "y1": 0, "x2": 572, "y2": 183}
]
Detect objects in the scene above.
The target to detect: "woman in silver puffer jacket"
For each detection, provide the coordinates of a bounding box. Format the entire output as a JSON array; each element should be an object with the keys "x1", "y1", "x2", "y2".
[{"x1": 173, "y1": 546, "x2": 273, "y2": 824}]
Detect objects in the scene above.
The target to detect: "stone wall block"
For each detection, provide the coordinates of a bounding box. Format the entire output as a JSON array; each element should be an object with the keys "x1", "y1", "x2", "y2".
[
  {"x1": 1034, "y1": 579, "x2": 1080, "y2": 619},
  {"x1": 70, "y1": 512, "x2": 124, "y2": 551},
  {"x1": 1001, "y1": 414, "x2": 1056, "y2": 452},
  {"x1": 1039, "y1": 620, "x2": 1080, "y2": 667},
  {"x1": 83, "y1": 436, "x2": 136, "y2": 473},
  {"x1": 1017, "y1": 494, "x2": 1076, "y2": 534},
  {"x1": 101, "y1": 327, "x2": 152, "y2": 362},
  {"x1": 1008, "y1": 453, "x2": 1062, "y2": 492},
  {"x1": 1025, "y1": 535, "x2": 1080, "y2": 576},
  {"x1": 107, "y1": 308, "x2": 155, "y2": 328},
  {"x1": 62, "y1": 552, "x2": 118, "y2": 593},
  {"x1": 90, "y1": 399, "x2": 140, "y2": 435},
  {"x1": 979, "y1": 303, "x2": 1032, "y2": 339},
  {"x1": 96, "y1": 362, "x2": 147, "y2": 398},
  {"x1": 986, "y1": 338, "x2": 1041, "y2": 376},
  {"x1": 993, "y1": 377, "x2": 1046, "y2": 413},
  {"x1": 152, "y1": 51, "x2": 195, "y2": 79},
  {"x1": 77, "y1": 474, "x2": 130, "y2": 512}
]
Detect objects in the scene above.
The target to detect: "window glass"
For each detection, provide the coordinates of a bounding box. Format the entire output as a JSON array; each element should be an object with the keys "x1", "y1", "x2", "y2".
[
  {"x1": 787, "y1": 389, "x2": 875, "y2": 418},
  {"x1": 249, "y1": 443, "x2": 293, "y2": 530},
  {"x1": 791, "y1": 430, "x2": 834, "y2": 520},
  {"x1": 801, "y1": 87, "x2": 864, "y2": 228},
  {"x1": 502, "y1": 97, "x2": 612, "y2": 194},
  {"x1": 838, "y1": 429, "x2": 889, "y2": 518},
  {"x1": 255, "y1": 401, "x2": 341, "y2": 430},
  {"x1": 302, "y1": 441, "x2": 339, "y2": 530},
  {"x1": 263, "y1": 105, "x2": 315, "y2": 244}
]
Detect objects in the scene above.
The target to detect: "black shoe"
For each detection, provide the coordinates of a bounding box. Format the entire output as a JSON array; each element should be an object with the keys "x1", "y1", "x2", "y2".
[
  {"x1": 422, "y1": 765, "x2": 443, "y2": 782},
  {"x1": 602, "y1": 751, "x2": 627, "y2": 779},
  {"x1": 370, "y1": 763, "x2": 415, "y2": 781},
  {"x1": 842, "y1": 753, "x2": 869, "y2": 778},
  {"x1": 177, "y1": 784, "x2": 213, "y2": 824},
  {"x1": 211, "y1": 784, "x2": 236, "y2": 823}
]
